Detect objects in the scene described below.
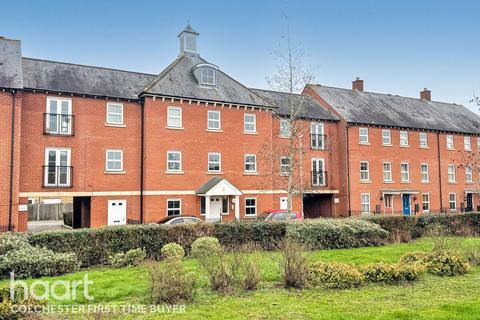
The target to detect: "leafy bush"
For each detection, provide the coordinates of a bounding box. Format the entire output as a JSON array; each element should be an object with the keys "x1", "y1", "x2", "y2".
[
  {"x1": 109, "y1": 248, "x2": 146, "y2": 268},
  {"x1": 360, "y1": 262, "x2": 425, "y2": 284},
  {"x1": 147, "y1": 260, "x2": 195, "y2": 304},
  {"x1": 191, "y1": 237, "x2": 222, "y2": 259},
  {"x1": 308, "y1": 262, "x2": 365, "y2": 289},
  {"x1": 287, "y1": 219, "x2": 389, "y2": 250},
  {"x1": 0, "y1": 286, "x2": 46, "y2": 319},
  {"x1": 0, "y1": 234, "x2": 30, "y2": 255},
  {"x1": 366, "y1": 212, "x2": 480, "y2": 243},
  {"x1": 161, "y1": 243, "x2": 185, "y2": 261},
  {"x1": 0, "y1": 245, "x2": 78, "y2": 279},
  {"x1": 279, "y1": 240, "x2": 309, "y2": 289},
  {"x1": 400, "y1": 251, "x2": 470, "y2": 276}
]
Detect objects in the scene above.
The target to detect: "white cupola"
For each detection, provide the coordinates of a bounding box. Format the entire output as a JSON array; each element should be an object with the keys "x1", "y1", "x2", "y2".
[{"x1": 178, "y1": 24, "x2": 199, "y2": 55}]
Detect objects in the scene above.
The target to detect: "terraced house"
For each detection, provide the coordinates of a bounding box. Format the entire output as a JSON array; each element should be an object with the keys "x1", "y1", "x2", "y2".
[{"x1": 1, "y1": 26, "x2": 479, "y2": 232}]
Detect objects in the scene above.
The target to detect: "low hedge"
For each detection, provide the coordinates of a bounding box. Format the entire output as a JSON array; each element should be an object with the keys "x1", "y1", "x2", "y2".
[
  {"x1": 26, "y1": 219, "x2": 388, "y2": 268},
  {"x1": 365, "y1": 212, "x2": 480, "y2": 242}
]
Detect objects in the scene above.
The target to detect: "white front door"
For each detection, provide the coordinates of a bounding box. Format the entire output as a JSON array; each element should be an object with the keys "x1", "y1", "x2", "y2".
[
  {"x1": 108, "y1": 200, "x2": 126, "y2": 225},
  {"x1": 280, "y1": 197, "x2": 288, "y2": 210},
  {"x1": 209, "y1": 197, "x2": 222, "y2": 221}
]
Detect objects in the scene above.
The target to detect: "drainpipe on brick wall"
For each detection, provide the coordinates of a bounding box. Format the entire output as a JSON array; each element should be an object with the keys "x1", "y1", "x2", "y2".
[
  {"x1": 437, "y1": 132, "x2": 443, "y2": 212},
  {"x1": 8, "y1": 90, "x2": 16, "y2": 231},
  {"x1": 346, "y1": 124, "x2": 351, "y2": 216},
  {"x1": 140, "y1": 98, "x2": 145, "y2": 223}
]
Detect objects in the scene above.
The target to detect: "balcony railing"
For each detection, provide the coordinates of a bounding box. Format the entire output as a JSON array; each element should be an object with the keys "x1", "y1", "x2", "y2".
[
  {"x1": 311, "y1": 170, "x2": 327, "y2": 187},
  {"x1": 43, "y1": 113, "x2": 74, "y2": 136},
  {"x1": 42, "y1": 166, "x2": 73, "y2": 188},
  {"x1": 310, "y1": 134, "x2": 326, "y2": 150}
]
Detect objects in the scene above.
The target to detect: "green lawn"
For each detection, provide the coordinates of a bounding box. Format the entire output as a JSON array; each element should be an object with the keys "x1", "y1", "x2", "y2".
[{"x1": 5, "y1": 238, "x2": 480, "y2": 319}]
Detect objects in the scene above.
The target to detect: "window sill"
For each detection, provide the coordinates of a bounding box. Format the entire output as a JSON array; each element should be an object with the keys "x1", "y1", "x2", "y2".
[
  {"x1": 448, "y1": 182, "x2": 457, "y2": 184},
  {"x1": 207, "y1": 171, "x2": 223, "y2": 175},
  {"x1": 105, "y1": 171, "x2": 126, "y2": 175},
  {"x1": 166, "y1": 126, "x2": 184, "y2": 130},
  {"x1": 466, "y1": 182, "x2": 474, "y2": 185},
  {"x1": 420, "y1": 146, "x2": 429, "y2": 149},
  {"x1": 244, "y1": 172, "x2": 259, "y2": 176},
  {"x1": 465, "y1": 149, "x2": 472, "y2": 152},
  {"x1": 244, "y1": 215, "x2": 257, "y2": 219},
  {"x1": 105, "y1": 123, "x2": 126, "y2": 128},
  {"x1": 279, "y1": 136, "x2": 291, "y2": 139},
  {"x1": 359, "y1": 142, "x2": 370, "y2": 146},
  {"x1": 383, "y1": 181, "x2": 394, "y2": 184},
  {"x1": 447, "y1": 148, "x2": 455, "y2": 151},
  {"x1": 399, "y1": 145, "x2": 410, "y2": 148},
  {"x1": 206, "y1": 129, "x2": 223, "y2": 133},
  {"x1": 360, "y1": 180, "x2": 372, "y2": 184},
  {"x1": 382, "y1": 144, "x2": 393, "y2": 147},
  {"x1": 165, "y1": 171, "x2": 184, "y2": 175},
  {"x1": 400, "y1": 181, "x2": 411, "y2": 184},
  {"x1": 243, "y1": 131, "x2": 258, "y2": 135},
  {"x1": 421, "y1": 181, "x2": 430, "y2": 184}
]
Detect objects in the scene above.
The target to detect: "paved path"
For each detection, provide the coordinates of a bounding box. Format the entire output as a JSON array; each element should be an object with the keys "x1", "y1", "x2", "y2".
[{"x1": 27, "y1": 220, "x2": 70, "y2": 233}]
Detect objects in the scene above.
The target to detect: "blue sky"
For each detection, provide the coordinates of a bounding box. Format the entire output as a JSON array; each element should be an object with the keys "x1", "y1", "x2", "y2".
[{"x1": 2, "y1": 0, "x2": 479, "y2": 110}]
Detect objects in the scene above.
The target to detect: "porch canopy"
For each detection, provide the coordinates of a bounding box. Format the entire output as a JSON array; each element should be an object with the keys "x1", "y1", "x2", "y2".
[
  {"x1": 196, "y1": 177, "x2": 242, "y2": 221},
  {"x1": 381, "y1": 189, "x2": 419, "y2": 196}
]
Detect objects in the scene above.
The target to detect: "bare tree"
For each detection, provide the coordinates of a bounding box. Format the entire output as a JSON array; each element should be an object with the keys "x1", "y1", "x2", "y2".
[{"x1": 257, "y1": 20, "x2": 332, "y2": 214}]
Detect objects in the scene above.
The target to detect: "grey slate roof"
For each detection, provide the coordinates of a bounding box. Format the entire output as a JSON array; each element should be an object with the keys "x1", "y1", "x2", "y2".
[
  {"x1": 0, "y1": 38, "x2": 23, "y2": 89},
  {"x1": 196, "y1": 177, "x2": 222, "y2": 195},
  {"x1": 143, "y1": 54, "x2": 272, "y2": 107},
  {"x1": 22, "y1": 58, "x2": 156, "y2": 99},
  {"x1": 311, "y1": 85, "x2": 480, "y2": 134},
  {"x1": 251, "y1": 88, "x2": 339, "y2": 121}
]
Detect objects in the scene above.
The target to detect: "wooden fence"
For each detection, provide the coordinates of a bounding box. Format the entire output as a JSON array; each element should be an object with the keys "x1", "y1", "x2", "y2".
[{"x1": 27, "y1": 203, "x2": 73, "y2": 221}]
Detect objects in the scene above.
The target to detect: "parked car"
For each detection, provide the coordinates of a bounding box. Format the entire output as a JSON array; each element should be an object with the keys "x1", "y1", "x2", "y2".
[
  {"x1": 158, "y1": 215, "x2": 202, "y2": 225},
  {"x1": 257, "y1": 210, "x2": 302, "y2": 221}
]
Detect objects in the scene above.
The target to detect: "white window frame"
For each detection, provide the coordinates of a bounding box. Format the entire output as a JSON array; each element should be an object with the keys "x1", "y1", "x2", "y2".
[
  {"x1": 167, "y1": 106, "x2": 182, "y2": 128},
  {"x1": 419, "y1": 132, "x2": 428, "y2": 148},
  {"x1": 359, "y1": 127, "x2": 369, "y2": 144},
  {"x1": 384, "y1": 194, "x2": 392, "y2": 209},
  {"x1": 311, "y1": 158, "x2": 326, "y2": 186},
  {"x1": 245, "y1": 197, "x2": 257, "y2": 216},
  {"x1": 449, "y1": 193, "x2": 457, "y2": 211},
  {"x1": 167, "y1": 151, "x2": 182, "y2": 172},
  {"x1": 420, "y1": 163, "x2": 429, "y2": 183},
  {"x1": 166, "y1": 199, "x2": 182, "y2": 216},
  {"x1": 105, "y1": 149, "x2": 123, "y2": 172},
  {"x1": 382, "y1": 129, "x2": 391, "y2": 145},
  {"x1": 46, "y1": 97, "x2": 73, "y2": 135},
  {"x1": 106, "y1": 102, "x2": 124, "y2": 125},
  {"x1": 44, "y1": 148, "x2": 72, "y2": 187},
  {"x1": 361, "y1": 193, "x2": 371, "y2": 213},
  {"x1": 464, "y1": 136, "x2": 472, "y2": 151},
  {"x1": 311, "y1": 122, "x2": 325, "y2": 149},
  {"x1": 383, "y1": 162, "x2": 392, "y2": 182},
  {"x1": 446, "y1": 135, "x2": 454, "y2": 150},
  {"x1": 200, "y1": 67, "x2": 215, "y2": 86},
  {"x1": 400, "y1": 162, "x2": 410, "y2": 182},
  {"x1": 422, "y1": 193, "x2": 430, "y2": 213},
  {"x1": 448, "y1": 164, "x2": 456, "y2": 183},
  {"x1": 466, "y1": 165, "x2": 473, "y2": 183},
  {"x1": 400, "y1": 131, "x2": 409, "y2": 146},
  {"x1": 477, "y1": 137, "x2": 480, "y2": 150},
  {"x1": 208, "y1": 152, "x2": 221, "y2": 172},
  {"x1": 280, "y1": 157, "x2": 291, "y2": 176},
  {"x1": 244, "y1": 114, "x2": 256, "y2": 133},
  {"x1": 207, "y1": 110, "x2": 221, "y2": 130},
  {"x1": 360, "y1": 161, "x2": 369, "y2": 182},
  {"x1": 244, "y1": 154, "x2": 257, "y2": 173},
  {"x1": 279, "y1": 119, "x2": 291, "y2": 138}
]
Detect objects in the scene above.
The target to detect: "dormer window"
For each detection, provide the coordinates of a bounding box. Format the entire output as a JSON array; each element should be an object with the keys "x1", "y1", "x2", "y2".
[{"x1": 201, "y1": 67, "x2": 215, "y2": 86}]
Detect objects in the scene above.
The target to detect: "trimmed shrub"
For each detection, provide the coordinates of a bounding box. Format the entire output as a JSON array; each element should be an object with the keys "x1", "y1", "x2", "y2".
[
  {"x1": 161, "y1": 243, "x2": 185, "y2": 261},
  {"x1": 147, "y1": 260, "x2": 195, "y2": 304},
  {"x1": 279, "y1": 240, "x2": 309, "y2": 289},
  {"x1": 109, "y1": 248, "x2": 146, "y2": 268},
  {"x1": 360, "y1": 262, "x2": 425, "y2": 284},
  {"x1": 366, "y1": 212, "x2": 480, "y2": 243},
  {"x1": 308, "y1": 262, "x2": 365, "y2": 289},
  {"x1": 400, "y1": 251, "x2": 471, "y2": 276},
  {"x1": 287, "y1": 219, "x2": 389, "y2": 250},
  {"x1": 0, "y1": 245, "x2": 78, "y2": 279},
  {"x1": 0, "y1": 286, "x2": 46, "y2": 319},
  {"x1": 0, "y1": 234, "x2": 30, "y2": 255},
  {"x1": 191, "y1": 237, "x2": 222, "y2": 259}
]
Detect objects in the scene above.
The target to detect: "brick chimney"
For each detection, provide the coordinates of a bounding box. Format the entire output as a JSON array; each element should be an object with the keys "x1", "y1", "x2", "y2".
[
  {"x1": 420, "y1": 88, "x2": 431, "y2": 101},
  {"x1": 352, "y1": 77, "x2": 364, "y2": 91}
]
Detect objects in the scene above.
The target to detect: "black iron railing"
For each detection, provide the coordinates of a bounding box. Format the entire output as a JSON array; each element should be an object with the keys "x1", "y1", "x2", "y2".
[
  {"x1": 311, "y1": 170, "x2": 327, "y2": 187},
  {"x1": 310, "y1": 134, "x2": 326, "y2": 150},
  {"x1": 42, "y1": 166, "x2": 73, "y2": 188},
  {"x1": 43, "y1": 113, "x2": 74, "y2": 135}
]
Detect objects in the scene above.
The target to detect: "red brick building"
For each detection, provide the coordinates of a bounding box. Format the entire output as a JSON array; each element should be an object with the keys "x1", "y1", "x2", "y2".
[{"x1": 1, "y1": 26, "x2": 479, "y2": 231}]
